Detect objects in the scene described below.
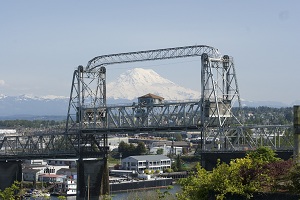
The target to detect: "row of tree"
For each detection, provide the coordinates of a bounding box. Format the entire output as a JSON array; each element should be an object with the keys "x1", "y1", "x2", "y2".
[
  {"x1": 237, "y1": 106, "x2": 293, "y2": 125},
  {"x1": 0, "y1": 106, "x2": 293, "y2": 129},
  {"x1": 118, "y1": 141, "x2": 147, "y2": 158},
  {"x1": 0, "y1": 119, "x2": 64, "y2": 129}
]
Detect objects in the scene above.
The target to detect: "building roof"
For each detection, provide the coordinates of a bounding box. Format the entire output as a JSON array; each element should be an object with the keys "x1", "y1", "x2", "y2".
[
  {"x1": 138, "y1": 93, "x2": 164, "y2": 100},
  {"x1": 152, "y1": 141, "x2": 190, "y2": 147},
  {"x1": 23, "y1": 168, "x2": 41, "y2": 173},
  {"x1": 39, "y1": 174, "x2": 65, "y2": 178},
  {"x1": 47, "y1": 159, "x2": 78, "y2": 161},
  {"x1": 57, "y1": 168, "x2": 77, "y2": 173},
  {"x1": 124, "y1": 155, "x2": 170, "y2": 161}
]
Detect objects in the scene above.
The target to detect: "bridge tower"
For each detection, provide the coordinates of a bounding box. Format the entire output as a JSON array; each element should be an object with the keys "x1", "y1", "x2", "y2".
[
  {"x1": 198, "y1": 54, "x2": 243, "y2": 151},
  {"x1": 201, "y1": 54, "x2": 242, "y2": 127},
  {"x1": 65, "y1": 45, "x2": 243, "y2": 197},
  {"x1": 66, "y1": 65, "x2": 107, "y2": 132},
  {"x1": 66, "y1": 65, "x2": 110, "y2": 198}
]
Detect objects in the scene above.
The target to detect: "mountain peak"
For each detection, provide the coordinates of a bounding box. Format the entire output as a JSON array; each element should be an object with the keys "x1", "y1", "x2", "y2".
[
  {"x1": 117, "y1": 68, "x2": 174, "y2": 86},
  {"x1": 107, "y1": 68, "x2": 200, "y2": 101}
]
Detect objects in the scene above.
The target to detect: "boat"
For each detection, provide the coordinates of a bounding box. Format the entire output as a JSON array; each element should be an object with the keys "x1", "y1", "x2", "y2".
[{"x1": 50, "y1": 179, "x2": 77, "y2": 196}]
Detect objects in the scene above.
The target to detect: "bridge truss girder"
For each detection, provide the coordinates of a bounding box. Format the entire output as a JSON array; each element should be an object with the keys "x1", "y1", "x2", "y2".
[
  {"x1": 86, "y1": 45, "x2": 220, "y2": 71},
  {"x1": 196, "y1": 125, "x2": 293, "y2": 152},
  {"x1": 0, "y1": 125, "x2": 293, "y2": 160},
  {"x1": 75, "y1": 101, "x2": 202, "y2": 132},
  {"x1": 66, "y1": 45, "x2": 242, "y2": 133},
  {"x1": 0, "y1": 130, "x2": 109, "y2": 160}
]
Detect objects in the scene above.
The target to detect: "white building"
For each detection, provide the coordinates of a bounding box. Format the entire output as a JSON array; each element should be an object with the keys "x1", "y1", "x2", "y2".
[
  {"x1": 47, "y1": 159, "x2": 77, "y2": 168},
  {"x1": 38, "y1": 174, "x2": 65, "y2": 183},
  {"x1": 23, "y1": 160, "x2": 47, "y2": 165},
  {"x1": 22, "y1": 164, "x2": 69, "y2": 182},
  {"x1": 122, "y1": 155, "x2": 171, "y2": 173},
  {"x1": 53, "y1": 178, "x2": 77, "y2": 196},
  {"x1": 150, "y1": 145, "x2": 182, "y2": 156},
  {"x1": 23, "y1": 168, "x2": 42, "y2": 182},
  {"x1": 108, "y1": 137, "x2": 129, "y2": 151},
  {"x1": 0, "y1": 129, "x2": 17, "y2": 136},
  {"x1": 56, "y1": 168, "x2": 77, "y2": 180}
]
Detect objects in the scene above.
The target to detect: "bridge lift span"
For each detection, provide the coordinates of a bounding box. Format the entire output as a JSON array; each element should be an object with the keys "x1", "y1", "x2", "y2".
[{"x1": 65, "y1": 45, "x2": 244, "y2": 157}]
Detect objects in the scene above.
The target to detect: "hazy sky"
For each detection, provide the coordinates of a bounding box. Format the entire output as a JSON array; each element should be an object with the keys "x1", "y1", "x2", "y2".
[{"x1": 1, "y1": 1, "x2": 299, "y2": 104}]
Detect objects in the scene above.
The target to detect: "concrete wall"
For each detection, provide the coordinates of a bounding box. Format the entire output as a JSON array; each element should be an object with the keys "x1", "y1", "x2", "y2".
[
  {"x1": 77, "y1": 159, "x2": 109, "y2": 200},
  {"x1": 0, "y1": 160, "x2": 22, "y2": 190}
]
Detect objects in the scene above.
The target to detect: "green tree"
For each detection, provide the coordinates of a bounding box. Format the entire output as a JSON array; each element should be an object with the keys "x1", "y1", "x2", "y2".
[
  {"x1": 288, "y1": 164, "x2": 300, "y2": 193},
  {"x1": 118, "y1": 141, "x2": 147, "y2": 158},
  {"x1": 136, "y1": 142, "x2": 147, "y2": 155},
  {"x1": 177, "y1": 163, "x2": 211, "y2": 200},
  {"x1": 0, "y1": 181, "x2": 20, "y2": 200},
  {"x1": 157, "y1": 148, "x2": 164, "y2": 155},
  {"x1": 246, "y1": 146, "x2": 280, "y2": 164},
  {"x1": 175, "y1": 155, "x2": 183, "y2": 172},
  {"x1": 177, "y1": 147, "x2": 284, "y2": 200},
  {"x1": 174, "y1": 133, "x2": 183, "y2": 141}
]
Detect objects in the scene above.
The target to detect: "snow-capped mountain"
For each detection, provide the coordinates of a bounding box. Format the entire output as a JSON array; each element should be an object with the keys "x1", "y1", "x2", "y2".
[
  {"x1": 0, "y1": 68, "x2": 297, "y2": 119},
  {"x1": 0, "y1": 68, "x2": 201, "y2": 117},
  {"x1": 107, "y1": 68, "x2": 200, "y2": 101},
  {"x1": 0, "y1": 94, "x2": 69, "y2": 117}
]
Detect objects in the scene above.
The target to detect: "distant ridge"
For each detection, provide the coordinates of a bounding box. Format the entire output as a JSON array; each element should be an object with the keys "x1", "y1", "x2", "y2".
[{"x1": 0, "y1": 68, "x2": 296, "y2": 119}]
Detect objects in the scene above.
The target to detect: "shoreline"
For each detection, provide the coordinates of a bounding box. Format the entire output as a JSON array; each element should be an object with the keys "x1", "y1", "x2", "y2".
[{"x1": 110, "y1": 184, "x2": 172, "y2": 194}]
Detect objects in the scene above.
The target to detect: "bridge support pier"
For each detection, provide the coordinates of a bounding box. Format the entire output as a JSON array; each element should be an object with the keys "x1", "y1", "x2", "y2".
[
  {"x1": 294, "y1": 106, "x2": 300, "y2": 163},
  {"x1": 77, "y1": 158, "x2": 109, "y2": 200},
  {"x1": 0, "y1": 160, "x2": 22, "y2": 191}
]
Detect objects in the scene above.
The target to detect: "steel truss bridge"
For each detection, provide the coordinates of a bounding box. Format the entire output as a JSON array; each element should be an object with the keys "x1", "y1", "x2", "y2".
[{"x1": 0, "y1": 45, "x2": 294, "y2": 161}]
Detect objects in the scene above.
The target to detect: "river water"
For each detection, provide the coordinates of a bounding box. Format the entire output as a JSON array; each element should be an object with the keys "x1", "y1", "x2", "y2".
[
  {"x1": 111, "y1": 184, "x2": 181, "y2": 200},
  {"x1": 49, "y1": 184, "x2": 181, "y2": 200}
]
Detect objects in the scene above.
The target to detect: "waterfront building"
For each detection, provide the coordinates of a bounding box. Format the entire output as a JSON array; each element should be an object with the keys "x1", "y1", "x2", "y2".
[
  {"x1": 23, "y1": 168, "x2": 42, "y2": 182},
  {"x1": 56, "y1": 168, "x2": 77, "y2": 180},
  {"x1": 23, "y1": 159, "x2": 47, "y2": 165},
  {"x1": 22, "y1": 164, "x2": 69, "y2": 182},
  {"x1": 46, "y1": 159, "x2": 77, "y2": 168},
  {"x1": 122, "y1": 155, "x2": 171, "y2": 173},
  {"x1": 52, "y1": 178, "x2": 77, "y2": 196},
  {"x1": 150, "y1": 145, "x2": 183, "y2": 155},
  {"x1": 38, "y1": 174, "x2": 65, "y2": 183}
]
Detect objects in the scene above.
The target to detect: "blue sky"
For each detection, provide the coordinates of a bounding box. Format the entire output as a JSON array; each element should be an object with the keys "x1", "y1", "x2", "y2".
[{"x1": 0, "y1": 1, "x2": 299, "y2": 104}]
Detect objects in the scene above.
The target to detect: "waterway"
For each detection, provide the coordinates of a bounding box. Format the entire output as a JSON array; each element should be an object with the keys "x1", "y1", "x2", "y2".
[
  {"x1": 48, "y1": 184, "x2": 181, "y2": 200},
  {"x1": 111, "y1": 184, "x2": 181, "y2": 200}
]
